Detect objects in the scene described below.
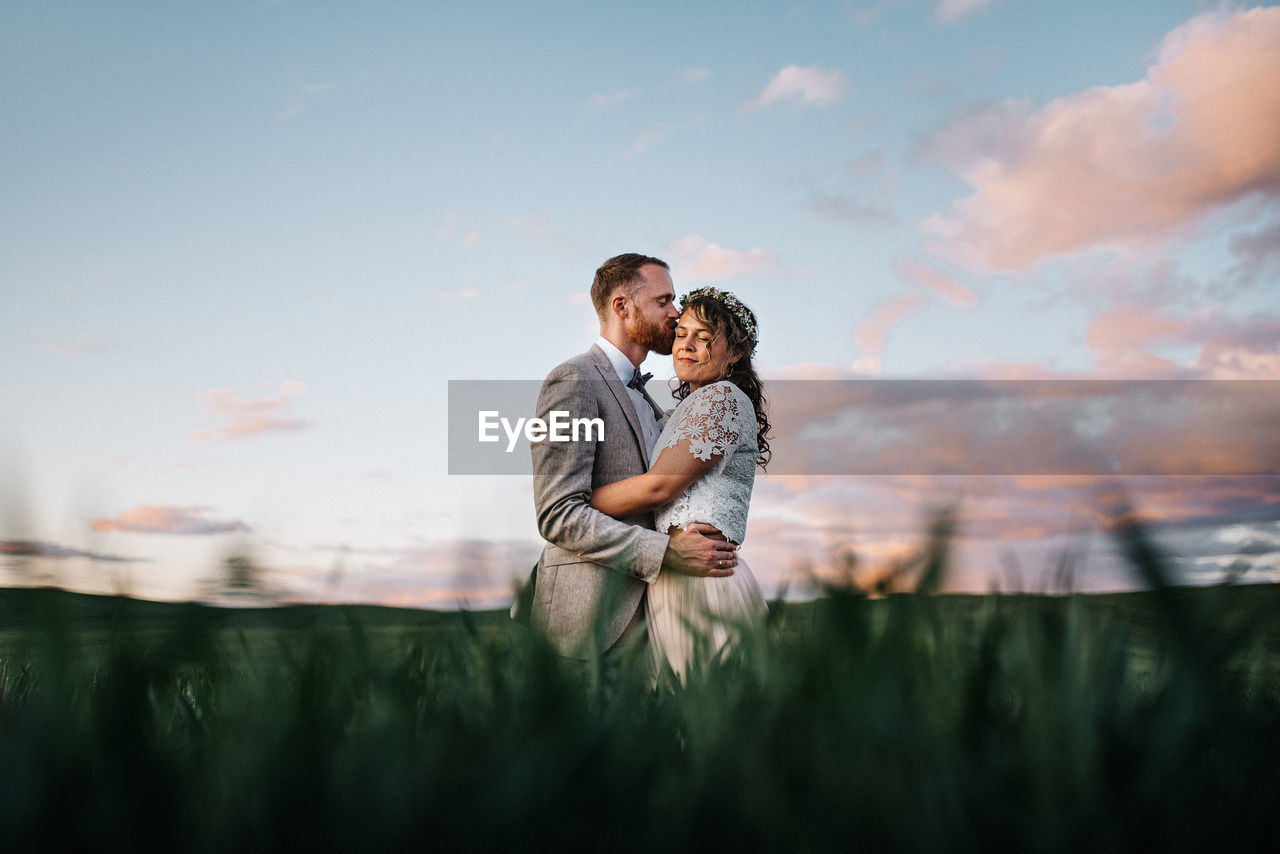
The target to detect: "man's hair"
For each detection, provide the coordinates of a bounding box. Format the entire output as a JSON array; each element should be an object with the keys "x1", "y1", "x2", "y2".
[{"x1": 590, "y1": 253, "x2": 669, "y2": 319}]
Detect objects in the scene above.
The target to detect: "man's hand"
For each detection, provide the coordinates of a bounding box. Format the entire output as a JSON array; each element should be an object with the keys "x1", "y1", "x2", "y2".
[{"x1": 662, "y1": 522, "x2": 737, "y2": 577}]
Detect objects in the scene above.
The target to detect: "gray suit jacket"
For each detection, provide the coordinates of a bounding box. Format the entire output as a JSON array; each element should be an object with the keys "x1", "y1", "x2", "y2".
[{"x1": 527, "y1": 345, "x2": 669, "y2": 657}]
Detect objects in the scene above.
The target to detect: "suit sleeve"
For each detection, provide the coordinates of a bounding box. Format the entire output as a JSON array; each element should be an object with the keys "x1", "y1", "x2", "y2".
[{"x1": 532, "y1": 362, "x2": 668, "y2": 584}]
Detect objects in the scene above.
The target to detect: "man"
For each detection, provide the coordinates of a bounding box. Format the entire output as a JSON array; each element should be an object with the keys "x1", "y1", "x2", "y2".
[{"x1": 519, "y1": 253, "x2": 738, "y2": 658}]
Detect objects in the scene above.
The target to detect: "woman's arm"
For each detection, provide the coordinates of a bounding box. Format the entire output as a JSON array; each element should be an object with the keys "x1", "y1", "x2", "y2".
[{"x1": 588, "y1": 438, "x2": 721, "y2": 518}]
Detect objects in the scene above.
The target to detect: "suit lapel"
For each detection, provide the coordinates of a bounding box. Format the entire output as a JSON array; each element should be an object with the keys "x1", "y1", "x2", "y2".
[{"x1": 588, "y1": 345, "x2": 651, "y2": 468}]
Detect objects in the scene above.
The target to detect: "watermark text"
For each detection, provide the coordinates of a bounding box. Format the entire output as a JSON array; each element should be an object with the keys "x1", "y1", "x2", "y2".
[{"x1": 478, "y1": 410, "x2": 604, "y2": 452}]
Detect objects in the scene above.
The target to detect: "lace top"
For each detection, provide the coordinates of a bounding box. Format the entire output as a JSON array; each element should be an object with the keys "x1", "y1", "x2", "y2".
[{"x1": 653, "y1": 380, "x2": 758, "y2": 545}]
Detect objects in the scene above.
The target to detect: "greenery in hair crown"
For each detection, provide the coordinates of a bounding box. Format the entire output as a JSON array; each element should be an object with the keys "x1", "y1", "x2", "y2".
[{"x1": 679, "y1": 286, "x2": 758, "y2": 355}]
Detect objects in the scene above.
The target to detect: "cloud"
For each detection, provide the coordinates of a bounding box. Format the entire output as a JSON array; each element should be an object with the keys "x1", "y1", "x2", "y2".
[
  {"x1": 277, "y1": 78, "x2": 338, "y2": 122},
  {"x1": 935, "y1": 0, "x2": 999, "y2": 24},
  {"x1": 924, "y1": 6, "x2": 1280, "y2": 269},
  {"x1": 803, "y1": 152, "x2": 899, "y2": 227},
  {"x1": 752, "y1": 64, "x2": 848, "y2": 108},
  {"x1": 846, "y1": 151, "x2": 887, "y2": 180},
  {"x1": 673, "y1": 67, "x2": 711, "y2": 86},
  {"x1": 852, "y1": 291, "x2": 929, "y2": 365},
  {"x1": 893, "y1": 257, "x2": 979, "y2": 307},
  {"x1": 1085, "y1": 306, "x2": 1189, "y2": 376},
  {"x1": 771, "y1": 362, "x2": 877, "y2": 380},
  {"x1": 1086, "y1": 305, "x2": 1280, "y2": 378},
  {"x1": 746, "y1": 471, "x2": 1280, "y2": 593},
  {"x1": 622, "y1": 124, "x2": 673, "y2": 158},
  {"x1": 665, "y1": 233, "x2": 779, "y2": 281},
  {"x1": 587, "y1": 89, "x2": 633, "y2": 109},
  {"x1": 619, "y1": 113, "x2": 710, "y2": 158},
  {"x1": 1228, "y1": 214, "x2": 1280, "y2": 289},
  {"x1": 432, "y1": 210, "x2": 482, "y2": 249},
  {"x1": 803, "y1": 191, "x2": 896, "y2": 227},
  {"x1": 846, "y1": 1, "x2": 900, "y2": 27},
  {"x1": 190, "y1": 381, "x2": 308, "y2": 442},
  {"x1": 90, "y1": 505, "x2": 250, "y2": 536},
  {"x1": 1, "y1": 539, "x2": 139, "y2": 562},
  {"x1": 747, "y1": 371, "x2": 1280, "y2": 592}
]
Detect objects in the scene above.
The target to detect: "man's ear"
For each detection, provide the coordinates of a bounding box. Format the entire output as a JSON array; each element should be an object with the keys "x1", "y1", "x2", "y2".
[{"x1": 610, "y1": 292, "x2": 629, "y2": 319}]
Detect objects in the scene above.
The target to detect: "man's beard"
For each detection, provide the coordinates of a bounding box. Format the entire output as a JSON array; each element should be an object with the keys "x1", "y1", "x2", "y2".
[{"x1": 628, "y1": 314, "x2": 676, "y2": 355}]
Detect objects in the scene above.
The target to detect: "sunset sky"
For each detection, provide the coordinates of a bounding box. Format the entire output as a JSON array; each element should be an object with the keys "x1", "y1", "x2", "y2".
[{"x1": 3, "y1": 1, "x2": 1278, "y2": 607}]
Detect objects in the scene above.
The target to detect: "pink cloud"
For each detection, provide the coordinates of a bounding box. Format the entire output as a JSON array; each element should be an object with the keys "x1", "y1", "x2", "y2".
[
  {"x1": 1086, "y1": 305, "x2": 1280, "y2": 378},
  {"x1": 90, "y1": 505, "x2": 250, "y2": 536},
  {"x1": 666, "y1": 233, "x2": 779, "y2": 281},
  {"x1": 191, "y1": 381, "x2": 307, "y2": 442},
  {"x1": 1085, "y1": 306, "x2": 1189, "y2": 376},
  {"x1": 853, "y1": 291, "x2": 929, "y2": 365},
  {"x1": 925, "y1": 6, "x2": 1280, "y2": 269},
  {"x1": 893, "y1": 257, "x2": 979, "y2": 307}
]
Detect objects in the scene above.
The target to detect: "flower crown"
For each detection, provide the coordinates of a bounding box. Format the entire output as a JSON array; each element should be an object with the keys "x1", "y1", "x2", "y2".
[{"x1": 680, "y1": 286, "x2": 759, "y2": 355}]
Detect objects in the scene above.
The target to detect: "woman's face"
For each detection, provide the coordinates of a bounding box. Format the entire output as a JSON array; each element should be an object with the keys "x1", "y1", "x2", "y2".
[{"x1": 673, "y1": 309, "x2": 736, "y2": 390}]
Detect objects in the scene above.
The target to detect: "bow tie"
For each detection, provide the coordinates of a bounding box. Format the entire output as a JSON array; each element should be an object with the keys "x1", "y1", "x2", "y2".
[{"x1": 627, "y1": 368, "x2": 652, "y2": 391}]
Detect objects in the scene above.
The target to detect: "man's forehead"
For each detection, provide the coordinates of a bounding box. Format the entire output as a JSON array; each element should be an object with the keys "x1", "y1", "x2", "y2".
[{"x1": 636, "y1": 264, "x2": 674, "y2": 296}]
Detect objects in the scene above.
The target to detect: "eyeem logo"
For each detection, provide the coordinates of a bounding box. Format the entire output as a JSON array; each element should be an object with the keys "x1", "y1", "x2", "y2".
[{"x1": 478, "y1": 410, "x2": 604, "y2": 453}]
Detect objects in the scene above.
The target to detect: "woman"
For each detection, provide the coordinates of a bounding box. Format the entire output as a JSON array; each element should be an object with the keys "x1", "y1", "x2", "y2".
[{"x1": 589, "y1": 287, "x2": 770, "y2": 681}]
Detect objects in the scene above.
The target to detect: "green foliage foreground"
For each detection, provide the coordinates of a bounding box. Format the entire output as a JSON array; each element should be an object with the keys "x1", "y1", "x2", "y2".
[{"x1": 2, "y1": 519, "x2": 1279, "y2": 852}]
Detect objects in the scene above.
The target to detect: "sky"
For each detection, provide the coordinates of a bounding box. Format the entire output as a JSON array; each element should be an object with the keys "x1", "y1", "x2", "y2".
[{"x1": 3, "y1": 0, "x2": 1279, "y2": 608}]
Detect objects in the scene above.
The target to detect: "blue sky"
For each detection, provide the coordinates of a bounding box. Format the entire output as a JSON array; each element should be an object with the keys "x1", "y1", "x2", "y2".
[{"x1": 4, "y1": 1, "x2": 1279, "y2": 606}]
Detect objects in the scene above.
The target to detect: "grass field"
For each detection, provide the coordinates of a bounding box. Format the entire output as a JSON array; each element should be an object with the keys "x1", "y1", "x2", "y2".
[{"x1": 2, "y1": 518, "x2": 1278, "y2": 852}]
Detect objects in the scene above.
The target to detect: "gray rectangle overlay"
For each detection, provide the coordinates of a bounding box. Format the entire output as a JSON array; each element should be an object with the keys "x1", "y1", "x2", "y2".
[{"x1": 449, "y1": 379, "x2": 1280, "y2": 476}]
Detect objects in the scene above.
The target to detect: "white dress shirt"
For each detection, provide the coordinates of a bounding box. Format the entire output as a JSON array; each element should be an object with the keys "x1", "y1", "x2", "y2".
[{"x1": 595, "y1": 335, "x2": 662, "y2": 457}]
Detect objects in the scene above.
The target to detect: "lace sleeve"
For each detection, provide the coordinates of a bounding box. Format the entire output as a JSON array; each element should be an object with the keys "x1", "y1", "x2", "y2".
[{"x1": 655, "y1": 382, "x2": 745, "y2": 462}]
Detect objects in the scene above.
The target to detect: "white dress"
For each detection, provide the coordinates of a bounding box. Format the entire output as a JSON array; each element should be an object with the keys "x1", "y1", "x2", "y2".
[{"x1": 647, "y1": 380, "x2": 768, "y2": 681}]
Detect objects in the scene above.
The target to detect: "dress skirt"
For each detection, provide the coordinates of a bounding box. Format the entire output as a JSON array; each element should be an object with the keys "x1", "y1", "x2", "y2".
[{"x1": 646, "y1": 556, "x2": 767, "y2": 682}]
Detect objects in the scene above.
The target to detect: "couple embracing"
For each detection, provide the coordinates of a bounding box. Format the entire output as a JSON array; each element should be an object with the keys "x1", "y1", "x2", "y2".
[{"x1": 515, "y1": 252, "x2": 770, "y2": 681}]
